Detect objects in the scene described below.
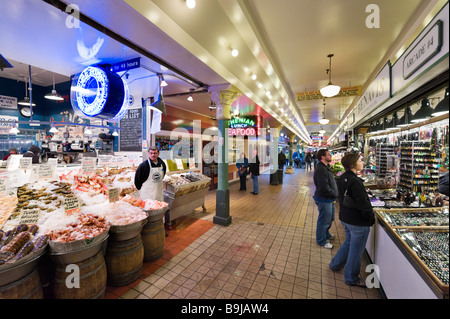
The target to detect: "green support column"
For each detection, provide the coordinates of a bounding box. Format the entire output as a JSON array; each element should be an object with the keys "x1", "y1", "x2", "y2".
[{"x1": 209, "y1": 84, "x2": 240, "y2": 226}]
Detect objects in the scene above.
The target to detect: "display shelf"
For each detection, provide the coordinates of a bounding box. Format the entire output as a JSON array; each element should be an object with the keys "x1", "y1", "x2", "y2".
[
  {"x1": 374, "y1": 207, "x2": 449, "y2": 298},
  {"x1": 399, "y1": 141, "x2": 441, "y2": 192},
  {"x1": 375, "y1": 143, "x2": 394, "y2": 180}
]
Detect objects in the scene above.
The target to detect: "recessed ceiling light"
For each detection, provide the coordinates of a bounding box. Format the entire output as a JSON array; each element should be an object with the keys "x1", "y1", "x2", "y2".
[
  {"x1": 185, "y1": 0, "x2": 196, "y2": 9},
  {"x1": 230, "y1": 48, "x2": 239, "y2": 57}
]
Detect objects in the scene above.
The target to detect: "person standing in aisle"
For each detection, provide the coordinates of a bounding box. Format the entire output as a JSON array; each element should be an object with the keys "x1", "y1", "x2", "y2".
[
  {"x1": 313, "y1": 148, "x2": 338, "y2": 249},
  {"x1": 249, "y1": 149, "x2": 260, "y2": 195},
  {"x1": 134, "y1": 146, "x2": 167, "y2": 202},
  {"x1": 278, "y1": 150, "x2": 286, "y2": 170},
  {"x1": 329, "y1": 153, "x2": 375, "y2": 287},
  {"x1": 236, "y1": 152, "x2": 249, "y2": 191},
  {"x1": 305, "y1": 152, "x2": 312, "y2": 171},
  {"x1": 313, "y1": 151, "x2": 318, "y2": 170}
]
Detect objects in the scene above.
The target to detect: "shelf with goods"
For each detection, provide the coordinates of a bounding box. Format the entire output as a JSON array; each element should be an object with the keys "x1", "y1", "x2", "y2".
[
  {"x1": 0, "y1": 162, "x2": 169, "y2": 298},
  {"x1": 375, "y1": 143, "x2": 395, "y2": 180},
  {"x1": 370, "y1": 207, "x2": 449, "y2": 299},
  {"x1": 399, "y1": 141, "x2": 441, "y2": 192}
]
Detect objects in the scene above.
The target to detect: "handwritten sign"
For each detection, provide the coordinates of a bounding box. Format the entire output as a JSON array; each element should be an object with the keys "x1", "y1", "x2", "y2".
[
  {"x1": 98, "y1": 155, "x2": 113, "y2": 167},
  {"x1": 81, "y1": 158, "x2": 96, "y2": 174},
  {"x1": 19, "y1": 157, "x2": 33, "y2": 170},
  {"x1": 175, "y1": 159, "x2": 184, "y2": 170},
  {"x1": 20, "y1": 209, "x2": 40, "y2": 224},
  {"x1": 108, "y1": 188, "x2": 119, "y2": 203},
  {"x1": 38, "y1": 164, "x2": 56, "y2": 180},
  {"x1": 0, "y1": 174, "x2": 8, "y2": 195},
  {"x1": 64, "y1": 197, "x2": 81, "y2": 215},
  {"x1": 112, "y1": 156, "x2": 125, "y2": 167},
  {"x1": 47, "y1": 158, "x2": 58, "y2": 167},
  {"x1": 189, "y1": 158, "x2": 196, "y2": 169},
  {"x1": 6, "y1": 154, "x2": 22, "y2": 170}
]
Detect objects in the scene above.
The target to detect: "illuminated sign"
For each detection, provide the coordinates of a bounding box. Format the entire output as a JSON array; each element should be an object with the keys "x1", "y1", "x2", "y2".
[
  {"x1": 70, "y1": 66, "x2": 130, "y2": 121},
  {"x1": 228, "y1": 116, "x2": 261, "y2": 136}
]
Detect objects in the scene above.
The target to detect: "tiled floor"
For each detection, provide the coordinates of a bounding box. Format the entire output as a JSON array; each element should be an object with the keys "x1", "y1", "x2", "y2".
[{"x1": 105, "y1": 167, "x2": 382, "y2": 300}]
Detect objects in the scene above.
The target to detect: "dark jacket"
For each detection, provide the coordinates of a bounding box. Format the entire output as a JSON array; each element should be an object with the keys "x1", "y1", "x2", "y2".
[
  {"x1": 338, "y1": 170, "x2": 375, "y2": 226},
  {"x1": 134, "y1": 157, "x2": 167, "y2": 190},
  {"x1": 313, "y1": 161, "x2": 338, "y2": 201},
  {"x1": 22, "y1": 145, "x2": 41, "y2": 164},
  {"x1": 236, "y1": 157, "x2": 249, "y2": 177},
  {"x1": 278, "y1": 152, "x2": 286, "y2": 165},
  {"x1": 249, "y1": 155, "x2": 260, "y2": 176},
  {"x1": 438, "y1": 172, "x2": 449, "y2": 196}
]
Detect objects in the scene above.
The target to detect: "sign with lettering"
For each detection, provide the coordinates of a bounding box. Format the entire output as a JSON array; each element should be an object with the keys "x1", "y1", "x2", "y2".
[
  {"x1": 119, "y1": 108, "x2": 143, "y2": 152},
  {"x1": 0, "y1": 95, "x2": 17, "y2": 109},
  {"x1": 0, "y1": 174, "x2": 8, "y2": 195},
  {"x1": 108, "y1": 188, "x2": 119, "y2": 203},
  {"x1": 110, "y1": 57, "x2": 141, "y2": 73},
  {"x1": 175, "y1": 159, "x2": 184, "y2": 170},
  {"x1": 98, "y1": 155, "x2": 113, "y2": 166},
  {"x1": 38, "y1": 164, "x2": 56, "y2": 180},
  {"x1": 19, "y1": 157, "x2": 33, "y2": 170},
  {"x1": 64, "y1": 197, "x2": 81, "y2": 215},
  {"x1": 403, "y1": 21, "x2": 443, "y2": 79},
  {"x1": 81, "y1": 158, "x2": 96, "y2": 174},
  {"x1": 296, "y1": 86, "x2": 362, "y2": 101},
  {"x1": 20, "y1": 209, "x2": 40, "y2": 224},
  {"x1": 6, "y1": 154, "x2": 22, "y2": 170},
  {"x1": 353, "y1": 62, "x2": 391, "y2": 125}
]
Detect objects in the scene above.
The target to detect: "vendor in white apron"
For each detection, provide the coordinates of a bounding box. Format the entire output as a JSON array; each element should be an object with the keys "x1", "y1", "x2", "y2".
[{"x1": 134, "y1": 146, "x2": 167, "y2": 202}]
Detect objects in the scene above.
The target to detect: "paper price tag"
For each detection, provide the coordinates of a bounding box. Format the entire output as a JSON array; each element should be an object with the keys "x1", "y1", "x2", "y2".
[
  {"x1": 175, "y1": 159, "x2": 184, "y2": 170},
  {"x1": 19, "y1": 157, "x2": 33, "y2": 170},
  {"x1": 38, "y1": 164, "x2": 56, "y2": 180},
  {"x1": 81, "y1": 158, "x2": 96, "y2": 174},
  {"x1": 6, "y1": 154, "x2": 22, "y2": 170},
  {"x1": 64, "y1": 197, "x2": 81, "y2": 215},
  {"x1": 0, "y1": 174, "x2": 8, "y2": 195},
  {"x1": 108, "y1": 188, "x2": 120, "y2": 203},
  {"x1": 189, "y1": 158, "x2": 196, "y2": 169},
  {"x1": 20, "y1": 209, "x2": 40, "y2": 224},
  {"x1": 98, "y1": 155, "x2": 113, "y2": 167},
  {"x1": 48, "y1": 158, "x2": 58, "y2": 167}
]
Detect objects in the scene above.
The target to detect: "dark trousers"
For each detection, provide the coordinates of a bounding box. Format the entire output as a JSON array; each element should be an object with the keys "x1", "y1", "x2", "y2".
[{"x1": 239, "y1": 173, "x2": 247, "y2": 190}]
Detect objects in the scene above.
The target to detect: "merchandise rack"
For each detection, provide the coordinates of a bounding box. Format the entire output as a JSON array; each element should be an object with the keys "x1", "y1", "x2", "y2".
[
  {"x1": 375, "y1": 143, "x2": 394, "y2": 180},
  {"x1": 399, "y1": 141, "x2": 440, "y2": 192}
]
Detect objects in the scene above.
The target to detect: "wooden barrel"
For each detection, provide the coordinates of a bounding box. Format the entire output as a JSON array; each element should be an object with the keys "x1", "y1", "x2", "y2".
[
  {"x1": 141, "y1": 219, "x2": 165, "y2": 262},
  {"x1": 53, "y1": 251, "x2": 107, "y2": 299},
  {"x1": 0, "y1": 269, "x2": 43, "y2": 299},
  {"x1": 105, "y1": 234, "x2": 144, "y2": 286}
]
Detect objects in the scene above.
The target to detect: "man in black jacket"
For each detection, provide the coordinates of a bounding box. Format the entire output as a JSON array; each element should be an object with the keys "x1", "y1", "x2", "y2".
[
  {"x1": 313, "y1": 149, "x2": 338, "y2": 249},
  {"x1": 249, "y1": 150, "x2": 260, "y2": 195}
]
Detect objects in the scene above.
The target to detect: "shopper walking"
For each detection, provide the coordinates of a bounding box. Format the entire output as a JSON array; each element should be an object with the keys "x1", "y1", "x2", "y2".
[
  {"x1": 135, "y1": 146, "x2": 167, "y2": 201},
  {"x1": 313, "y1": 149, "x2": 338, "y2": 249},
  {"x1": 305, "y1": 152, "x2": 312, "y2": 171},
  {"x1": 313, "y1": 151, "x2": 318, "y2": 170},
  {"x1": 236, "y1": 152, "x2": 249, "y2": 191},
  {"x1": 329, "y1": 153, "x2": 375, "y2": 287},
  {"x1": 249, "y1": 149, "x2": 260, "y2": 195}
]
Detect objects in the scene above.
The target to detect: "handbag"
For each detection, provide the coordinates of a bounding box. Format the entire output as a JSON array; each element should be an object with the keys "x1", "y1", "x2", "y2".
[
  {"x1": 239, "y1": 165, "x2": 247, "y2": 175},
  {"x1": 342, "y1": 179, "x2": 358, "y2": 209}
]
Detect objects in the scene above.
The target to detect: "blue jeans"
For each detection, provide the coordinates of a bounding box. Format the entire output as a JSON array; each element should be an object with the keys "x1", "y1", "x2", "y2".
[
  {"x1": 329, "y1": 221, "x2": 370, "y2": 284},
  {"x1": 251, "y1": 174, "x2": 259, "y2": 194},
  {"x1": 314, "y1": 200, "x2": 335, "y2": 246}
]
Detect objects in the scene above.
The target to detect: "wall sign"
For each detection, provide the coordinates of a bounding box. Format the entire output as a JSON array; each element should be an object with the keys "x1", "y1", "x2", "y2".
[
  {"x1": 70, "y1": 66, "x2": 130, "y2": 121},
  {"x1": 0, "y1": 95, "x2": 17, "y2": 110},
  {"x1": 403, "y1": 20, "x2": 443, "y2": 80},
  {"x1": 228, "y1": 116, "x2": 261, "y2": 136},
  {"x1": 119, "y1": 108, "x2": 142, "y2": 152}
]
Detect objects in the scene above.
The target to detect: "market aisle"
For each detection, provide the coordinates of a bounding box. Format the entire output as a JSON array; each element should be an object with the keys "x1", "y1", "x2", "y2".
[{"x1": 107, "y1": 167, "x2": 382, "y2": 299}]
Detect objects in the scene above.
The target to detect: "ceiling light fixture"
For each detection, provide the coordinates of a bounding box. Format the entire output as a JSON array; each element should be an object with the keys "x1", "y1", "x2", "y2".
[
  {"x1": 49, "y1": 122, "x2": 58, "y2": 133},
  {"x1": 411, "y1": 98, "x2": 432, "y2": 123},
  {"x1": 432, "y1": 87, "x2": 449, "y2": 117},
  {"x1": 230, "y1": 47, "x2": 239, "y2": 57},
  {"x1": 386, "y1": 112, "x2": 399, "y2": 131},
  {"x1": 319, "y1": 127, "x2": 326, "y2": 135},
  {"x1": 18, "y1": 79, "x2": 36, "y2": 106},
  {"x1": 45, "y1": 73, "x2": 64, "y2": 101},
  {"x1": 9, "y1": 122, "x2": 20, "y2": 135},
  {"x1": 112, "y1": 131, "x2": 119, "y2": 137},
  {"x1": 84, "y1": 127, "x2": 93, "y2": 135},
  {"x1": 319, "y1": 99, "x2": 330, "y2": 125},
  {"x1": 185, "y1": 0, "x2": 196, "y2": 9},
  {"x1": 160, "y1": 75, "x2": 168, "y2": 87},
  {"x1": 320, "y1": 54, "x2": 341, "y2": 98},
  {"x1": 150, "y1": 75, "x2": 167, "y2": 115},
  {"x1": 397, "y1": 106, "x2": 413, "y2": 127},
  {"x1": 251, "y1": 73, "x2": 257, "y2": 80},
  {"x1": 187, "y1": 89, "x2": 194, "y2": 102}
]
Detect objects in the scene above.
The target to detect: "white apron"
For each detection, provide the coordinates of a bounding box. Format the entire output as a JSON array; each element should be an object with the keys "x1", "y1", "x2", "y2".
[{"x1": 140, "y1": 159, "x2": 164, "y2": 202}]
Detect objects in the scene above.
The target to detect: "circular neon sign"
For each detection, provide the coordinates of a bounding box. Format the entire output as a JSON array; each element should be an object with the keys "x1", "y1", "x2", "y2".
[{"x1": 71, "y1": 66, "x2": 128, "y2": 121}]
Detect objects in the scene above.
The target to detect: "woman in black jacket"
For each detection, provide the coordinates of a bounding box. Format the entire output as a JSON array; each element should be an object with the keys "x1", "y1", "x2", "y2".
[{"x1": 329, "y1": 153, "x2": 374, "y2": 288}]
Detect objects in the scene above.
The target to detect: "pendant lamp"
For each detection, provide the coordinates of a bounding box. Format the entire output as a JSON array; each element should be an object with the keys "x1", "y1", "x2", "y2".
[
  {"x1": 45, "y1": 73, "x2": 64, "y2": 101},
  {"x1": 386, "y1": 112, "x2": 398, "y2": 131},
  {"x1": 149, "y1": 74, "x2": 167, "y2": 115},
  {"x1": 319, "y1": 99, "x2": 329, "y2": 125},
  {"x1": 397, "y1": 106, "x2": 413, "y2": 127},
  {"x1": 18, "y1": 79, "x2": 36, "y2": 106},
  {"x1": 432, "y1": 87, "x2": 449, "y2": 117},
  {"x1": 411, "y1": 98, "x2": 432, "y2": 123},
  {"x1": 320, "y1": 54, "x2": 341, "y2": 98}
]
